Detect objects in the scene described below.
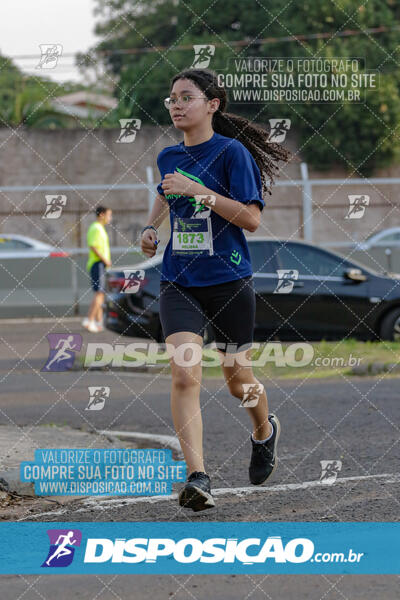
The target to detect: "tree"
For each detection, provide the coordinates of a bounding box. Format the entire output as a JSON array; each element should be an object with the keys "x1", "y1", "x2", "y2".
[
  {"x1": 0, "y1": 54, "x2": 93, "y2": 128},
  {"x1": 86, "y1": 0, "x2": 400, "y2": 173}
]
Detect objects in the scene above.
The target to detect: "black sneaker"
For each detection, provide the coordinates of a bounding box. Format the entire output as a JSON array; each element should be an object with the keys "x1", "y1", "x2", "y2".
[
  {"x1": 249, "y1": 414, "x2": 281, "y2": 485},
  {"x1": 178, "y1": 471, "x2": 215, "y2": 512}
]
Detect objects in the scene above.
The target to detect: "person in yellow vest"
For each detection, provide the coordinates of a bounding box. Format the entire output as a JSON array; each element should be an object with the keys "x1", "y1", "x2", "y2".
[{"x1": 83, "y1": 206, "x2": 112, "y2": 333}]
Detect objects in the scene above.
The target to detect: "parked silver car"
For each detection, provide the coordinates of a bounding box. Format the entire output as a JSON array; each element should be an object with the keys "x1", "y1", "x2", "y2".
[
  {"x1": 356, "y1": 227, "x2": 400, "y2": 250},
  {"x1": 0, "y1": 234, "x2": 69, "y2": 258}
]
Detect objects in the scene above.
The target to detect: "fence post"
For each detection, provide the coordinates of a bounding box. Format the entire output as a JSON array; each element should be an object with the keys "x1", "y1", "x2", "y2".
[
  {"x1": 71, "y1": 260, "x2": 79, "y2": 316},
  {"x1": 146, "y1": 166, "x2": 154, "y2": 214},
  {"x1": 301, "y1": 162, "x2": 312, "y2": 242}
]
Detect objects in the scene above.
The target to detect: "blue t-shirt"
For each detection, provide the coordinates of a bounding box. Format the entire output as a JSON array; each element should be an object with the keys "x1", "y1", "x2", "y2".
[{"x1": 157, "y1": 131, "x2": 265, "y2": 287}]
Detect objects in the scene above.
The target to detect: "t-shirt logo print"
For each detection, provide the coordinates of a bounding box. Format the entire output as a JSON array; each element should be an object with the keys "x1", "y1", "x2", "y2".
[
  {"x1": 174, "y1": 167, "x2": 210, "y2": 217},
  {"x1": 230, "y1": 250, "x2": 242, "y2": 265}
]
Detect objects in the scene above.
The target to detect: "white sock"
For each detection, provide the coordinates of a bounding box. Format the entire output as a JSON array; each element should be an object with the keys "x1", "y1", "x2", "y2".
[{"x1": 252, "y1": 423, "x2": 273, "y2": 444}]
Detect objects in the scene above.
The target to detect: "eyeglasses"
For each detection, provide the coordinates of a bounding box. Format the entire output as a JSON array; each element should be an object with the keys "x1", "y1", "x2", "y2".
[{"x1": 164, "y1": 95, "x2": 208, "y2": 110}]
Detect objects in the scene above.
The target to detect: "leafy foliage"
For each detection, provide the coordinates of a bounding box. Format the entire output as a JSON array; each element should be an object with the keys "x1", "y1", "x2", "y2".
[{"x1": 87, "y1": 0, "x2": 400, "y2": 172}]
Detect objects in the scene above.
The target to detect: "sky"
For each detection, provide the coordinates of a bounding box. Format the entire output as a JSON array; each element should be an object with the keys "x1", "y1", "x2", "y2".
[{"x1": 0, "y1": 0, "x2": 100, "y2": 84}]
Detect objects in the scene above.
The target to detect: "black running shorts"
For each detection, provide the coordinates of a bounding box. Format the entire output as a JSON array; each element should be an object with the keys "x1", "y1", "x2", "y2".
[
  {"x1": 159, "y1": 275, "x2": 256, "y2": 352},
  {"x1": 90, "y1": 260, "x2": 106, "y2": 292}
]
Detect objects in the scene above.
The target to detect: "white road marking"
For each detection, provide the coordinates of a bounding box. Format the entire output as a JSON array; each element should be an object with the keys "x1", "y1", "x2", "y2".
[
  {"x1": 16, "y1": 430, "x2": 399, "y2": 521},
  {"x1": 79, "y1": 472, "x2": 400, "y2": 509},
  {"x1": 20, "y1": 472, "x2": 399, "y2": 520}
]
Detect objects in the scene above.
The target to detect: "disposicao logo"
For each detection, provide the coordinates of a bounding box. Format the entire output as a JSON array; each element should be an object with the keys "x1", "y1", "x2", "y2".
[
  {"x1": 83, "y1": 536, "x2": 314, "y2": 564},
  {"x1": 37, "y1": 531, "x2": 365, "y2": 571},
  {"x1": 42, "y1": 529, "x2": 82, "y2": 568}
]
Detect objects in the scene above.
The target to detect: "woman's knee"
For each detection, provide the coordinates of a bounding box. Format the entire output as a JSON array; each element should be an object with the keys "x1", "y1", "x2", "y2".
[
  {"x1": 171, "y1": 366, "x2": 201, "y2": 390},
  {"x1": 226, "y1": 379, "x2": 245, "y2": 399},
  {"x1": 227, "y1": 377, "x2": 259, "y2": 400}
]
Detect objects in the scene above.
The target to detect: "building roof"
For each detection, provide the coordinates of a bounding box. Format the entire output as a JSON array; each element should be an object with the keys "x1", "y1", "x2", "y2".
[{"x1": 50, "y1": 91, "x2": 118, "y2": 118}]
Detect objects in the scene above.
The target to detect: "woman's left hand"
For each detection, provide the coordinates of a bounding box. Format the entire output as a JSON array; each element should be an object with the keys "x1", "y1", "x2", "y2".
[{"x1": 161, "y1": 171, "x2": 201, "y2": 196}]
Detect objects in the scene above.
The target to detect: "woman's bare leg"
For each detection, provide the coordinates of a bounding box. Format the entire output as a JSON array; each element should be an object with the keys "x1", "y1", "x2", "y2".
[
  {"x1": 166, "y1": 331, "x2": 205, "y2": 474},
  {"x1": 220, "y1": 348, "x2": 272, "y2": 440}
]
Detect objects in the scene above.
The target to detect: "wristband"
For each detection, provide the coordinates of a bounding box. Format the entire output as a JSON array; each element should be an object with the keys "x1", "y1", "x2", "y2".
[{"x1": 141, "y1": 225, "x2": 157, "y2": 236}]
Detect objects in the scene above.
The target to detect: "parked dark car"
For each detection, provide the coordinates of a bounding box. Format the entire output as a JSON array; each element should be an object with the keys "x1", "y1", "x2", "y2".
[{"x1": 104, "y1": 238, "x2": 400, "y2": 342}]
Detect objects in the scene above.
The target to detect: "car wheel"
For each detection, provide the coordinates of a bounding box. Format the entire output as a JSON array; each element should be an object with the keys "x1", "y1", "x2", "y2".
[{"x1": 379, "y1": 307, "x2": 400, "y2": 341}]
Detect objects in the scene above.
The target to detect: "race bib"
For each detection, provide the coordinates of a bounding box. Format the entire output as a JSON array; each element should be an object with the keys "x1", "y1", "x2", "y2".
[{"x1": 172, "y1": 217, "x2": 214, "y2": 256}]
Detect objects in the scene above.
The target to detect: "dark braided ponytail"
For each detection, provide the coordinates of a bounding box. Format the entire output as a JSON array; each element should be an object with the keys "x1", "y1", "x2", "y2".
[{"x1": 170, "y1": 68, "x2": 293, "y2": 195}]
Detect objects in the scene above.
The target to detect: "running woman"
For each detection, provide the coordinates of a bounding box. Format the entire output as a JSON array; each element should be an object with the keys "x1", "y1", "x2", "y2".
[{"x1": 141, "y1": 68, "x2": 291, "y2": 512}]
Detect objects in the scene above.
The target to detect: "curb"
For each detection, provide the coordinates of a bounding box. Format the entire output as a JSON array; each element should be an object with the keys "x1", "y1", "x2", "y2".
[{"x1": 352, "y1": 362, "x2": 400, "y2": 376}]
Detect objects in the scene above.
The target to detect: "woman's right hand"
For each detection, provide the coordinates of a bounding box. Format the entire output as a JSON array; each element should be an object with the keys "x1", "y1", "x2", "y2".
[{"x1": 141, "y1": 228, "x2": 158, "y2": 258}]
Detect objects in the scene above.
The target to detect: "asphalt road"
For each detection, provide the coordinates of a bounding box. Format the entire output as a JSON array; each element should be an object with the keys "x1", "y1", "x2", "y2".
[{"x1": 1, "y1": 320, "x2": 399, "y2": 599}]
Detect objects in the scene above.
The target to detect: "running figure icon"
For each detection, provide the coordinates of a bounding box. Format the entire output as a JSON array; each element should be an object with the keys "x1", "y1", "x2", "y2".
[
  {"x1": 42, "y1": 334, "x2": 82, "y2": 372},
  {"x1": 267, "y1": 118, "x2": 291, "y2": 143},
  {"x1": 45, "y1": 335, "x2": 78, "y2": 371},
  {"x1": 42, "y1": 529, "x2": 82, "y2": 568},
  {"x1": 274, "y1": 269, "x2": 299, "y2": 294},
  {"x1": 45, "y1": 531, "x2": 77, "y2": 566}
]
